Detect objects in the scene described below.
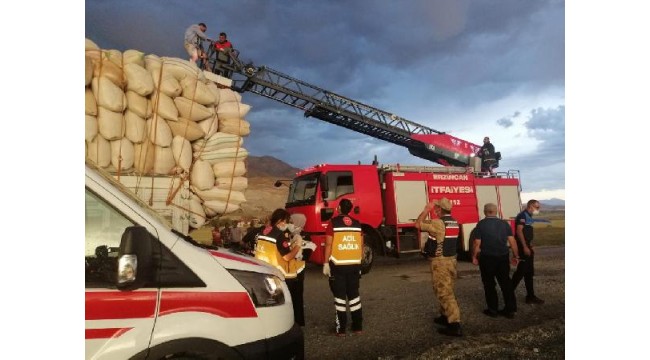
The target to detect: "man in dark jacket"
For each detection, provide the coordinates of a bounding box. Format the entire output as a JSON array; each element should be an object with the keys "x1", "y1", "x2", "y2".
[{"x1": 477, "y1": 136, "x2": 497, "y2": 174}]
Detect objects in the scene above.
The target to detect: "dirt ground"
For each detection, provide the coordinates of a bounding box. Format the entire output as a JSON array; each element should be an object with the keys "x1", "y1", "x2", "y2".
[{"x1": 300, "y1": 246, "x2": 565, "y2": 359}]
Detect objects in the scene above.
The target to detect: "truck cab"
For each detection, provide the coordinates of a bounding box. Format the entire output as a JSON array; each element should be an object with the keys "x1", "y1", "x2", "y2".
[
  {"x1": 85, "y1": 161, "x2": 303, "y2": 359},
  {"x1": 282, "y1": 164, "x2": 383, "y2": 273}
]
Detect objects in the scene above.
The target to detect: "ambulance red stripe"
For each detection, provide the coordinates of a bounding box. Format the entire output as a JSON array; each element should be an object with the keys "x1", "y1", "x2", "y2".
[
  {"x1": 209, "y1": 250, "x2": 261, "y2": 266},
  {"x1": 85, "y1": 291, "x2": 257, "y2": 321},
  {"x1": 86, "y1": 291, "x2": 157, "y2": 320},
  {"x1": 159, "y1": 291, "x2": 257, "y2": 318},
  {"x1": 85, "y1": 327, "x2": 132, "y2": 339}
]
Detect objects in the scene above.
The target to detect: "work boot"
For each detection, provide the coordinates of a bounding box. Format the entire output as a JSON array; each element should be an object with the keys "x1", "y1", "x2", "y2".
[
  {"x1": 438, "y1": 322, "x2": 463, "y2": 337},
  {"x1": 525, "y1": 296, "x2": 545, "y2": 305},
  {"x1": 498, "y1": 309, "x2": 515, "y2": 319},
  {"x1": 482, "y1": 309, "x2": 499, "y2": 318},
  {"x1": 433, "y1": 315, "x2": 448, "y2": 326}
]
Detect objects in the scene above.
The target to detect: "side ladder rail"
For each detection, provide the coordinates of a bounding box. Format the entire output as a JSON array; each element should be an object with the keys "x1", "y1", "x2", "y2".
[
  {"x1": 224, "y1": 60, "x2": 468, "y2": 166},
  {"x1": 230, "y1": 65, "x2": 443, "y2": 136}
]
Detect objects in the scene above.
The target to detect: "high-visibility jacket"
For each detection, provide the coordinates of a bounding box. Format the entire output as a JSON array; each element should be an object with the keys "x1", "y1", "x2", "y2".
[
  {"x1": 329, "y1": 215, "x2": 363, "y2": 265},
  {"x1": 255, "y1": 229, "x2": 304, "y2": 279}
]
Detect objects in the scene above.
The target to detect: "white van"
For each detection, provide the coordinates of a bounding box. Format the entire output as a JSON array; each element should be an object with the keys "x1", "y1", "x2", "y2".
[{"x1": 85, "y1": 161, "x2": 304, "y2": 359}]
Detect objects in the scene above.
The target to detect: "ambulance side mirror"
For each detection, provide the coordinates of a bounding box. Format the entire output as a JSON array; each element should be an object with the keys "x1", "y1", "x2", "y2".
[{"x1": 116, "y1": 226, "x2": 154, "y2": 291}]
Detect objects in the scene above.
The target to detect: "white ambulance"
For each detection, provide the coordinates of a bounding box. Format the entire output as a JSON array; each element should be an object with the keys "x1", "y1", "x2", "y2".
[{"x1": 85, "y1": 160, "x2": 304, "y2": 359}]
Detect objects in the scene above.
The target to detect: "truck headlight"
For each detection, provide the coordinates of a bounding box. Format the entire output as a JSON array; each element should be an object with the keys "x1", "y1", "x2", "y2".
[{"x1": 228, "y1": 270, "x2": 285, "y2": 307}]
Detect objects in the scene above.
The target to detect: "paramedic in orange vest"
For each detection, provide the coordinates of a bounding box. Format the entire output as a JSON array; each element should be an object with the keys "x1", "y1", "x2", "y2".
[
  {"x1": 322, "y1": 198, "x2": 363, "y2": 336},
  {"x1": 255, "y1": 208, "x2": 306, "y2": 326},
  {"x1": 415, "y1": 197, "x2": 463, "y2": 337}
]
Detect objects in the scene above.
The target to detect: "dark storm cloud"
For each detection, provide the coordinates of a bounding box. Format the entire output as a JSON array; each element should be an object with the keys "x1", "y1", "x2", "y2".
[
  {"x1": 497, "y1": 117, "x2": 514, "y2": 128},
  {"x1": 507, "y1": 105, "x2": 565, "y2": 191},
  {"x1": 85, "y1": 0, "x2": 564, "y2": 192}
]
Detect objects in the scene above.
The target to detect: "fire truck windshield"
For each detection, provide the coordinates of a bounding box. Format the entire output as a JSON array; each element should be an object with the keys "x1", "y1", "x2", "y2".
[{"x1": 286, "y1": 172, "x2": 320, "y2": 207}]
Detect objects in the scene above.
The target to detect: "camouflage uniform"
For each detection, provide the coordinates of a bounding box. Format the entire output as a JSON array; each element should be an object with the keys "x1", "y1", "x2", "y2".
[{"x1": 420, "y1": 219, "x2": 461, "y2": 324}]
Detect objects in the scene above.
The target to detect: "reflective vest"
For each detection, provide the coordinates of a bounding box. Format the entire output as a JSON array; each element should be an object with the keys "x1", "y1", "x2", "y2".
[
  {"x1": 255, "y1": 231, "x2": 304, "y2": 279},
  {"x1": 427, "y1": 214, "x2": 459, "y2": 257},
  {"x1": 329, "y1": 215, "x2": 363, "y2": 265}
]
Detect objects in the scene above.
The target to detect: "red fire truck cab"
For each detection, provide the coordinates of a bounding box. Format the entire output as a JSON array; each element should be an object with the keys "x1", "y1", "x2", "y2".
[{"x1": 283, "y1": 163, "x2": 522, "y2": 273}]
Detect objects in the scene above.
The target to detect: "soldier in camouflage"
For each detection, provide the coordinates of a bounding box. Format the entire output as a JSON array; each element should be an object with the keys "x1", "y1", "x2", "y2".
[{"x1": 415, "y1": 197, "x2": 463, "y2": 337}]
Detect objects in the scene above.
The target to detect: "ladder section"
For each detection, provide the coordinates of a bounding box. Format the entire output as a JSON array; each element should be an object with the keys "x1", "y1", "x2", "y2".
[{"x1": 225, "y1": 61, "x2": 473, "y2": 166}]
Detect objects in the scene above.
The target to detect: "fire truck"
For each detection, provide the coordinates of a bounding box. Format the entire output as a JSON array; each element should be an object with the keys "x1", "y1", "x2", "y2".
[{"x1": 212, "y1": 55, "x2": 523, "y2": 273}]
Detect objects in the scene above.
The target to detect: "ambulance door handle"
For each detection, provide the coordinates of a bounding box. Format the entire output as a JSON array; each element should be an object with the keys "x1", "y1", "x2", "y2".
[{"x1": 354, "y1": 206, "x2": 360, "y2": 214}]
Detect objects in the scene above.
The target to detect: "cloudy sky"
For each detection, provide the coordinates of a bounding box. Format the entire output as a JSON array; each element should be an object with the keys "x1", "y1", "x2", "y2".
[{"x1": 85, "y1": 0, "x2": 565, "y2": 200}]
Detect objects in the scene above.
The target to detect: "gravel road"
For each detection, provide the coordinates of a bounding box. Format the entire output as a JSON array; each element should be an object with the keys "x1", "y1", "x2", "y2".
[{"x1": 300, "y1": 246, "x2": 565, "y2": 359}]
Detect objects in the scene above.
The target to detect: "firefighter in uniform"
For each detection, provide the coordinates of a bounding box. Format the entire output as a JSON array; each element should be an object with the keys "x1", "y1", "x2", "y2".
[
  {"x1": 415, "y1": 197, "x2": 463, "y2": 337},
  {"x1": 254, "y1": 208, "x2": 306, "y2": 326},
  {"x1": 322, "y1": 199, "x2": 363, "y2": 336},
  {"x1": 477, "y1": 136, "x2": 497, "y2": 174}
]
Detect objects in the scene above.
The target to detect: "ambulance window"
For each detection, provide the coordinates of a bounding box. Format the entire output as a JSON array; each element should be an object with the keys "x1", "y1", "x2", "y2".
[
  {"x1": 325, "y1": 172, "x2": 354, "y2": 199},
  {"x1": 85, "y1": 188, "x2": 134, "y2": 288}
]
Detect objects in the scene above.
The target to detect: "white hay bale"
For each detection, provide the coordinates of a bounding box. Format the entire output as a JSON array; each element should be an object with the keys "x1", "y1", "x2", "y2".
[
  {"x1": 125, "y1": 91, "x2": 152, "y2": 119},
  {"x1": 85, "y1": 115, "x2": 98, "y2": 143},
  {"x1": 189, "y1": 196, "x2": 207, "y2": 228},
  {"x1": 91, "y1": 52, "x2": 124, "y2": 87},
  {"x1": 192, "y1": 132, "x2": 243, "y2": 153},
  {"x1": 172, "y1": 136, "x2": 193, "y2": 172},
  {"x1": 124, "y1": 110, "x2": 147, "y2": 144},
  {"x1": 166, "y1": 117, "x2": 205, "y2": 142},
  {"x1": 110, "y1": 138, "x2": 135, "y2": 171},
  {"x1": 197, "y1": 115, "x2": 219, "y2": 139},
  {"x1": 180, "y1": 77, "x2": 217, "y2": 106},
  {"x1": 206, "y1": 82, "x2": 221, "y2": 104},
  {"x1": 123, "y1": 49, "x2": 146, "y2": 67},
  {"x1": 217, "y1": 102, "x2": 251, "y2": 120},
  {"x1": 212, "y1": 160, "x2": 246, "y2": 178},
  {"x1": 92, "y1": 77, "x2": 126, "y2": 113},
  {"x1": 104, "y1": 49, "x2": 123, "y2": 68},
  {"x1": 217, "y1": 88, "x2": 242, "y2": 104},
  {"x1": 203, "y1": 200, "x2": 240, "y2": 215},
  {"x1": 218, "y1": 118, "x2": 250, "y2": 137},
  {"x1": 87, "y1": 135, "x2": 111, "y2": 168},
  {"x1": 85, "y1": 38, "x2": 100, "y2": 51},
  {"x1": 124, "y1": 63, "x2": 154, "y2": 96},
  {"x1": 215, "y1": 176, "x2": 248, "y2": 191},
  {"x1": 161, "y1": 57, "x2": 206, "y2": 82},
  {"x1": 153, "y1": 146, "x2": 176, "y2": 175},
  {"x1": 190, "y1": 159, "x2": 215, "y2": 190},
  {"x1": 192, "y1": 186, "x2": 246, "y2": 204},
  {"x1": 85, "y1": 56, "x2": 93, "y2": 86},
  {"x1": 97, "y1": 106, "x2": 125, "y2": 140},
  {"x1": 151, "y1": 92, "x2": 179, "y2": 121},
  {"x1": 85, "y1": 88, "x2": 97, "y2": 116},
  {"x1": 174, "y1": 97, "x2": 214, "y2": 121},
  {"x1": 133, "y1": 141, "x2": 155, "y2": 174},
  {"x1": 146, "y1": 117, "x2": 173, "y2": 147},
  {"x1": 195, "y1": 147, "x2": 248, "y2": 165}
]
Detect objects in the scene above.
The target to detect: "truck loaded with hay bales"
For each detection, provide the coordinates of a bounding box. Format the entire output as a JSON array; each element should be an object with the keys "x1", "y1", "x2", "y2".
[{"x1": 85, "y1": 38, "x2": 251, "y2": 235}]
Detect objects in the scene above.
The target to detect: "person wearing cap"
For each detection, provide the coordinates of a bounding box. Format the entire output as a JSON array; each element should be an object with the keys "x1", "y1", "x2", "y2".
[
  {"x1": 477, "y1": 136, "x2": 497, "y2": 174},
  {"x1": 323, "y1": 198, "x2": 364, "y2": 337},
  {"x1": 415, "y1": 197, "x2": 463, "y2": 337},
  {"x1": 472, "y1": 203, "x2": 520, "y2": 318}
]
